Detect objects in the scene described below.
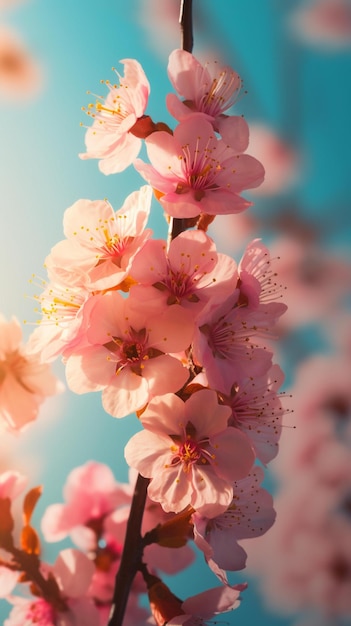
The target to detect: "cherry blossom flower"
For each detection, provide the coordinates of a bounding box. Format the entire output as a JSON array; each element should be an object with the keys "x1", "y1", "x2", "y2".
[
  {"x1": 41, "y1": 461, "x2": 131, "y2": 549},
  {"x1": 192, "y1": 291, "x2": 274, "y2": 395},
  {"x1": 167, "y1": 49, "x2": 249, "y2": 150},
  {"x1": 65, "y1": 291, "x2": 194, "y2": 418},
  {"x1": 290, "y1": 0, "x2": 351, "y2": 49},
  {"x1": 134, "y1": 115, "x2": 265, "y2": 219},
  {"x1": 79, "y1": 59, "x2": 150, "y2": 174},
  {"x1": 0, "y1": 26, "x2": 42, "y2": 101},
  {"x1": 237, "y1": 238, "x2": 287, "y2": 316},
  {"x1": 222, "y1": 364, "x2": 287, "y2": 464},
  {"x1": 193, "y1": 467, "x2": 275, "y2": 580},
  {"x1": 125, "y1": 389, "x2": 254, "y2": 517},
  {"x1": 247, "y1": 124, "x2": 298, "y2": 196},
  {"x1": 27, "y1": 279, "x2": 97, "y2": 363},
  {"x1": 4, "y1": 549, "x2": 99, "y2": 626},
  {"x1": 130, "y1": 229, "x2": 237, "y2": 316},
  {"x1": 0, "y1": 315, "x2": 63, "y2": 432},
  {"x1": 46, "y1": 186, "x2": 153, "y2": 292}
]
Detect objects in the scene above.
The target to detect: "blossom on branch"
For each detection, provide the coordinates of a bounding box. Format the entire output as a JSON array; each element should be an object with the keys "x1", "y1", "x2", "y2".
[
  {"x1": 45, "y1": 186, "x2": 153, "y2": 292},
  {"x1": 80, "y1": 59, "x2": 150, "y2": 174},
  {"x1": 65, "y1": 291, "x2": 194, "y2": 418},
  {"x1": 193, "y1": 466, "x2": 276, "y2": 579},
  {"x1": 130, "y1": 229, "x2": 237, "y2": 316},
  {"x1": 134, "y1": 115, "x2": 265, "y2": 218},
  {"x1": 125, "y1": 389, "x2": 254, "y2": 517},
  {"x1": 166, "y1": 48, "x2": 249, "y2": 151}
]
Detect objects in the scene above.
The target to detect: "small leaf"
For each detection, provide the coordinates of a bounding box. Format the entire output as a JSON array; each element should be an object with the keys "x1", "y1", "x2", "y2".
[
  {"x1": 23, "y1": 486, "x2": 43, "y2": 526},
  {"x1": 21, "y1": 524, "x2": 41, "y2": 555}
]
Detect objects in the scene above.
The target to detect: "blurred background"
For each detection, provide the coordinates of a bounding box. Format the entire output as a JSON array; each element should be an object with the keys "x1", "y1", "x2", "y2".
[{"x1": 1, "y1": 0, "x2": 351, "y2": 624}]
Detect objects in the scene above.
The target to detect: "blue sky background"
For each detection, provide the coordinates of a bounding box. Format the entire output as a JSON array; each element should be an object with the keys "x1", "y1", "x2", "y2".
[{"x1": 1, "y1": 1, "x2": 351, "y2": 624}]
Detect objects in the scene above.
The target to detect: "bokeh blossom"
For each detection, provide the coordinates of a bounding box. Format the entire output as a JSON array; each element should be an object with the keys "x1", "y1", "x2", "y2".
[
  {"x1": 4, "y1": 549, "x2": 99, "y2": 626},
  {"x1": 41, "y1": 461, "x2": 132, "y2": 549},
  {"x1": 0, "y1": 26, "x2": 42, "y2": 100},
  {"x1": 0, "y1": 315, "x2": 62, "y2": 431},
  {"x1": 290, "y1": 0, "x2": 351, "y2": 49},
  {"x1": 247, "y1": 124, "x2": 298, "y2": 196}
]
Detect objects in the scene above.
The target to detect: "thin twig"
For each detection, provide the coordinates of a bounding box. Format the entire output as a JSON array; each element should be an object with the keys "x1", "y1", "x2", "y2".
[
  {"x1": 179, "y1": 0, "x2": 194, "y2": 53},
  {"x1": 170, "y1": 0, "x2": 194, "y2": 242},
  {"x1": 107, "y1": 474, "x2": 150, "y2": 626}
]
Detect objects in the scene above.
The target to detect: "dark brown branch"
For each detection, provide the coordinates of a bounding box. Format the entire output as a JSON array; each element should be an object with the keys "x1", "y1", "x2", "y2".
[
  {"x1": 170, "y1": 0, "x2": 194, "y2": 242},
  {"x1": 107, "y1": 3, "x2": 195, "y2": 624},
  {"x1": 179, "y1": 0, "x2": 194, "y2": 53},
  {"x1": 107, "y1": 474, "x2": 150, "y2": 626}
]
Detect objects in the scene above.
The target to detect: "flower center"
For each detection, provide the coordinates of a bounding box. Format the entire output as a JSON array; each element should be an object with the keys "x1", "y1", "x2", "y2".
[
  {"x1": 168, "y1": 421, "x2": 214, "y2": 473},
  {"x1": 179, "y1": 439, "x2": 202, "y2": 466},
  {"x1": 25, "y1": 599, "x2": 56, "y2": 625},
  {"x1": 196, "y1": 65, "x2": 241, "y2": 118},
  {"x1": 104, "y1": 328, "x2": 163, "y2": 376}
]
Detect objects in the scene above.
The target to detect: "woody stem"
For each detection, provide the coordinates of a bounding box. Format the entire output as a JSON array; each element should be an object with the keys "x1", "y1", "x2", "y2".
[
  {"x1": 171, "y1": 0, "x2": 194, "y2": 243},
  {"x1": 107, "y1": 474, "x2": 150, "y2": 626}
]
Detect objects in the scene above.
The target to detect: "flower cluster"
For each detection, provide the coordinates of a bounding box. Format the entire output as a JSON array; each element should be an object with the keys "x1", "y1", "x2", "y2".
[{"x1": 0, "y1": 45, "x2": 288, "y2": 626}]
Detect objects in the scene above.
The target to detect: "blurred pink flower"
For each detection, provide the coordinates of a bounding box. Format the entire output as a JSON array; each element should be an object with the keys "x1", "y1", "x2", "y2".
[
  {"x1": 0, "y1": 469, "x2": 27, "y2": 499},
  {"x1": 208, "y1": 211, "x2": 258, "y2": 256},
  {"x1": 248, "y1": 124, "x2": 298, "y2": 196},
  {"x1": 5, "y1": 549, "x2": 99, "y2": 626},
  {"x1": 273, "y1": 354, "x2": 351, "y2": 480},
  {"x1": 244, "y1": 476, "x2": 351, "y2": 617},
  {"x1": 41, "y1": 461, "x2": 131, "y2": 549},
  {"x1": 0, "y1": 315, "x2": 63, "y2": 432},
  {"x1": 125, "y1": 389, "x2": 254, "y2": 517},
  {"x1": 79, "y1": 59, "x2": 150, "y2": 174},
  {"x1": 291, "y1": 0, "x2": 351, "y2": 49},
  {"x1": 134, "y1": 115, "x2": 264, "y2": 218},
  {"x1": 0, "y1": 0, "x2": 26, "y2": 8},
  {"x1": 0, "y1": 26, "x2": 42, "y2": 101},
  {"x1": 136, "y1": 0, "x2": 182, "y2": 59},
  {"x1": 269, "y1": 236, "x2": 351, "y2": 328}
]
